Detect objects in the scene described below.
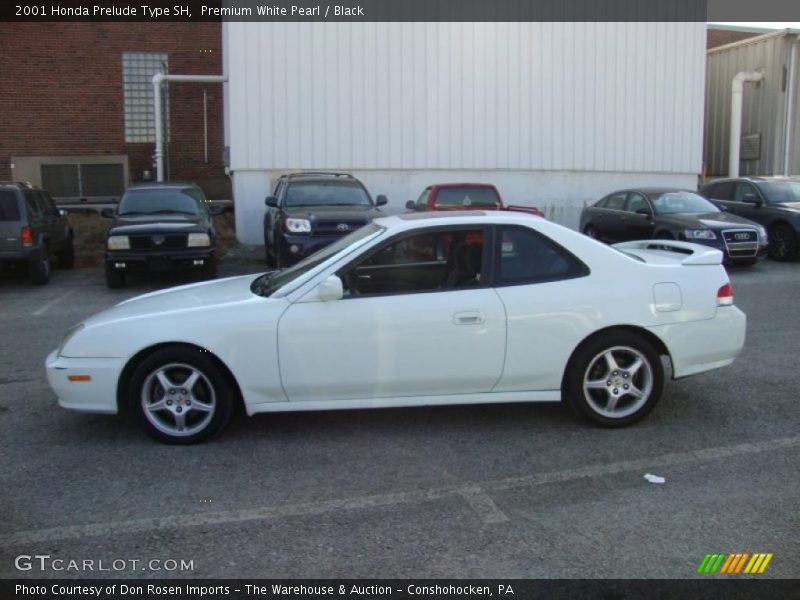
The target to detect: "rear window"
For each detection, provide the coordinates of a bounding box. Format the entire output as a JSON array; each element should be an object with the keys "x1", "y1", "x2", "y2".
[
  {"x1": 0, "y1": 191, "x2": 21, "y2": 221},
  {"x1": 435, "y1": 187, "x2": 500, "y2": 208}
]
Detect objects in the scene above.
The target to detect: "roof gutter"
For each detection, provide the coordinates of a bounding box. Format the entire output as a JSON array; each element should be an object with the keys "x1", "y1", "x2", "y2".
[{"x1": 152, "y1": 73, "x2": 228, "y2": 182}]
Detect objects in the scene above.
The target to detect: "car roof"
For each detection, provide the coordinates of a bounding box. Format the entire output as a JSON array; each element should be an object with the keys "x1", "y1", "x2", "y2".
[
  {"x1": 704, "y1": 176, "x2": 800, "y2": 184},
  {"x1": 126, "y1": 182, "x2": 200, "y2": 190},
  {"x1": 375, "y1": 209, "x2": 543, "y2": 230},
  {"x1": 429, "y1": 183, "x2": 497, "y2": 189}
]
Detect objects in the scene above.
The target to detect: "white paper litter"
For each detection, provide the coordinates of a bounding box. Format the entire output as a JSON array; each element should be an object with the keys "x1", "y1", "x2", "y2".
[{"x1": 644, "y1": 473, "x2": 666, "y2": 484}]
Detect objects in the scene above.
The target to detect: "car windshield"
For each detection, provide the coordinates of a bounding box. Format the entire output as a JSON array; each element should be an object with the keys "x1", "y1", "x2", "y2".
[
  {"x1": 435, "y1": 187, "x2": 500, "y2": 207},
  {"x1": 252, "y1": 223, "x2": 384, "y2": 297},
  {"x1": 284, "y1": 181, "x2": 372, "y2": 207},
  {"x1": 118, "y1": 188, "x2": 204, "y2": 216},
  {"x1": 650, "y1": 192, "x2": 718, "y2": 215},
  {"x1": 759, "y1": 181, "x2": 800, "y2": 203}
]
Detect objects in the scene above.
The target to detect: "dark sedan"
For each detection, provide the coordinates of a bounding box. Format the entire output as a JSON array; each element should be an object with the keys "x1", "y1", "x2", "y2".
[
  {"x1": 580, "y1": 188, "x2": 767, "y2": 266},
  {"x1": 699, "y1": 177, "x2": 800, "y2": 261}
]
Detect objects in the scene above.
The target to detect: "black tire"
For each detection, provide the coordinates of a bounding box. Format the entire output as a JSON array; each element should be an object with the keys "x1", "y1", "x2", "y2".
[
  {"x1": 768, "y1": 224, "x2": 798, "y2": 261},
  {"x1": 563, "y1": 330, "x2": 664, "y2": 428},
  {"x1": 583, "y1": 225, "x2": 599, "y2": 240},
  {"x1": 57, "y1": 237, "x2": 75, "y2": 269},
  {"x1": 201, "y1": 256, "x2": 218, "y2": 280},
  {"x1": 128, "y1": 346, "x2": 234, "y2": 444},
  {"x1": 28, "y1": 252, "x2": 51, "y2": 285},
  {"x1": 264, "y1": 239, "x2": 276, "y2": 267},
  {"x1": 105, "y1": 263, "x2": 126, "y2": 289}
]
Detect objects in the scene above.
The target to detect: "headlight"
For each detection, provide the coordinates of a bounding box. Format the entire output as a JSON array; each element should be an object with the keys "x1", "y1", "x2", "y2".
[
  {"x1": 285, "y1": 218, "x2": 312, "y2": 233},
  {"x1": 58, "y1": 323, "x2": 84, "y2": 357},
  {"x1": 106, "y1": 235, "x2": 130, "y2": 250},
  {"x1": 757, "y1": 226, "x2": 768, "y2": 242},
  {"x1": 684, "y1": 229, "x2": 717, "y2": 240},
  {"x1": 187, "y1": 232, "x2": 211, "y2": 247}
]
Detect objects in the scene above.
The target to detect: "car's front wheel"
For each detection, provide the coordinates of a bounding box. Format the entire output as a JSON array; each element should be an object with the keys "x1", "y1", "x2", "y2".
[
  {"x1": 105, "y1": 263, "x2": 126, "y2": 288},
  {"x1": 129, "y1": 346, "x2": 234, "y2": 444},
  {"x1": 583, "y1": 225, "x2": 598, "y2": 239},
  {"x1": 563, "y1": 331, "x2": 664, "y2": 427}
]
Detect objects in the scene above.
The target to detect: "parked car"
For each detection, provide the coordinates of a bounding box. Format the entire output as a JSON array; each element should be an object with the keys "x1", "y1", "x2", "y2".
[
  {"x1": 699, "y1": 177, "x2": 800, "y2": 261},
  {"x1": 405, "y1": 183, "x2": 545, "y2": 217},
  {"x1": 47, "y1": 211, "x2": 745, "y2": 444},
  {"x1": 101, "y1": 182, "x2": 221, "y2": 288},
  {"x1": 0, "y1": 182, "x2": 74, "y2": 284},
  {"x1": 580, "y1": 188, "x2": 767, "y2": 266},
  {"x1": 263, "y1": 172, "x2": 387, "y2": 268}
]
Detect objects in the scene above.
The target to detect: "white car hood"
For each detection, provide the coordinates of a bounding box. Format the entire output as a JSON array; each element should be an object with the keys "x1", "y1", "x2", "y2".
[{"x1": 85, "y1": 274, "x2": 264, "y2": 326}]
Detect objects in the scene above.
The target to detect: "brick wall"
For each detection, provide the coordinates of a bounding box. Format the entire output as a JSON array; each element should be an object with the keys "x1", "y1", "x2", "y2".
[{"x1": 0, "y1": 23, "x2": 228, "y2": 197}]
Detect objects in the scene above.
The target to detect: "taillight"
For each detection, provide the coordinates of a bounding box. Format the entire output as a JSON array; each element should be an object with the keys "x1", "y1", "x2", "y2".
[
  {"x1": 717, "y1": 282, "x2": 734, "y2": 306},
  {"x1": 20, "y1": 226, "x2": 33, "y2": 247}
]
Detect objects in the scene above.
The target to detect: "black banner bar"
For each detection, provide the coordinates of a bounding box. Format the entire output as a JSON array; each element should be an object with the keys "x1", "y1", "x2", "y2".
[{"x1": 4, "y1": 579, "x2": 799, "y2": 600}]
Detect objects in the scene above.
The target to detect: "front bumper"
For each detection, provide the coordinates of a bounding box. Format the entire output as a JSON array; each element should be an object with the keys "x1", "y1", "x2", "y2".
[
  {"x1": 277, "y1": 234, "x2": 343, "y2": 266},
  {"x1": 647, "y1": 306, "x2": 746, "y2": 379},
  {"x1": 45, "y1": 350, "x2": 124, "y2": 414},
  {"x1": 105, "y1": 249, "x2": 214, "y2": 273}
]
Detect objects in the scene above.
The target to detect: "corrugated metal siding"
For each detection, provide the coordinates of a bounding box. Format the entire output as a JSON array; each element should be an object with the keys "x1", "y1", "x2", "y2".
[
  {"x1": 225, "y1": 22, "x2": 705, "y2": 174},
  {"x1": 705, "y1": 32, "x2": 796, "y2": 176}
]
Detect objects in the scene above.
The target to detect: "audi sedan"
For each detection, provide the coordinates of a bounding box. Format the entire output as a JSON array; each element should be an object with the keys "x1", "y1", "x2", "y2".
[
  {"x1": 47, "y1": 211, "x2": 746, "y2": 444},
  {"x1": 580, "y1": 188, "x2": 767, "y2": 265}
]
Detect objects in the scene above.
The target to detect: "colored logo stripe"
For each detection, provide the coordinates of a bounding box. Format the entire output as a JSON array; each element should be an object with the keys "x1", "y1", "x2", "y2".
[{"x1": 697, "y1": 553, "x2": 773, "y2": 574}]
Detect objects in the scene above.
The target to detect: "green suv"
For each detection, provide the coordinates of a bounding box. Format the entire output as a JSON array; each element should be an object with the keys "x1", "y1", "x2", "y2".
[{"x1": 0, "y1": 182, "x2": 74, "y2": 284}]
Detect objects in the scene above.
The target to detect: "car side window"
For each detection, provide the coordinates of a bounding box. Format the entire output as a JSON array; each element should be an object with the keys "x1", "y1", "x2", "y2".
[
  {"x1": 38, "y1": 192, "x2": 59, "y2": 216},
  {"x1": 603, "y1": 193, "x2": 627, "y2": 210},
  {"x1": 495, "y1": 225, "x2": 588, "y2": 286},
  {"x1": 709, "y1": 181, "x2": 734, "y2": 200},
  {"x1": 415, "y1": 188, "x2": 431, "y2": 210},
  {"x1": 23, "y1": 190, "x2": 41, "y2": 219},
  {"x1": 340, "y1": 228, "x2": 485, "y2": 297},
  {"x1": 625, "y1": 193, "x2": 649, "y2": 214},
  {"x1": 733, "y1": 182, "x2": 758, "y2": 202}
]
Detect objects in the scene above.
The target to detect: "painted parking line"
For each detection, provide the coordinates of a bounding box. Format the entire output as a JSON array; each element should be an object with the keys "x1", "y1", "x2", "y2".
[
  {"x1": 31, "y1": 290, "x2": 77, "y2": 316},
  {"x1": 3, "y1": 434, "x2": 798, "y2": 546}
]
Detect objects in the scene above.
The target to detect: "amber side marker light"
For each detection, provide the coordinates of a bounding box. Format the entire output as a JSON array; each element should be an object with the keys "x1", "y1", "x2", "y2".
[{"x1": 68, "y1": 375, "x2": 92, "y2": 382}]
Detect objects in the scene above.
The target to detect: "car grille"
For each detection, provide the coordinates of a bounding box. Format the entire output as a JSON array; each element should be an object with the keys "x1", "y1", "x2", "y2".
[
  {"x1": 129, "y1": 234, "x2": 188, "y2": 251},
  {"x1": 721, "y1": 229, "x2": 759, "y2": 258},
  {"x1": 314, "y1": 221, "x2": 367, "y2": 236}
]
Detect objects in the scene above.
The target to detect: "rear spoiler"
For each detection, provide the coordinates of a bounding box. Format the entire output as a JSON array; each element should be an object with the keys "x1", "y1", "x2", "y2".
[{"x1": 613, "y1": 240, "x2": 723, "y2": 265}]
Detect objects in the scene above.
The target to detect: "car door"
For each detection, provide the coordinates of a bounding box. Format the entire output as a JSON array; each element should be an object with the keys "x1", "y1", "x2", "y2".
[
  {"x1": 590, "y1": 192, "x2": 628, "y2": 241},
  {"x1": 621, "y1": 192, "x2": 655, "y2": 240},
  {"x1": 730, "y1": 181, "x2": 769, "y2": 226},
  {"x1": 277, "y1": 226, "x2": 507, "y2": 402},
  {"x1": 490, "y1": 224, "x2": 591, "y2": 392}
]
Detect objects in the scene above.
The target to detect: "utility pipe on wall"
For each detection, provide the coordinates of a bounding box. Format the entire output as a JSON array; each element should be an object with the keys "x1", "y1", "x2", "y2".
[
  {"x1": 729, "y1": 70, "x2": 763, "y2": 177},
  {"x1": 783, "y1": 38, "x2": 798, "y2": 176},
  {"x1": 152, "y1": 73, "x2": 227, "y2": 182}
]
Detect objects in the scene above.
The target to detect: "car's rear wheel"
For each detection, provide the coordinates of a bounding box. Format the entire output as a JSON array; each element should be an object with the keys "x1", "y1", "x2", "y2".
[
  {"x1": 563, "y1": 331, "x2": 663, "y2": 427},
  {"x1": 28, "y1": 252, "x2": 50, "y2": 285},
  {"x1": 768, "y1": 224, "x2": 797, "y2": 261},
  {"x1": 105, "y1": 263, "x2": 126, "y2": 288},
  {"x1": 129, "y1": 347, "x2": 234, "y2": 444},
  {"x1": 57, "y1": 237, "x2": 75, "y2": 269}
]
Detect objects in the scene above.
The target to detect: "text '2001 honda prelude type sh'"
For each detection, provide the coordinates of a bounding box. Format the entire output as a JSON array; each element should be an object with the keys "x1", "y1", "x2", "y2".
[{"x1": 46, "y1": 211, "x2": 746, "y2": 444}]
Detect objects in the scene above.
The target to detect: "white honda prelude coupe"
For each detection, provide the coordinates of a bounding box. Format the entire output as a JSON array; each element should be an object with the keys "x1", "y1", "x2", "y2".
[{"x1": 47, "y1": 211, "x2": 746, "y2": 444}]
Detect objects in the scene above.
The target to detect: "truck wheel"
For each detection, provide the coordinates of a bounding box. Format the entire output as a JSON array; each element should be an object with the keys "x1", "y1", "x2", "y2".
[
  {"x1": 57, "y1": 238, "x2": 75, "y2": 269},
  {"x1": 202, "y1": 256, "x2": 218, "y2": 280},
  {"x1": 28, "y1": 253, "x2": 51, "y2": 285},
  {"x1": 105, "y1": 263, "x2": 126, "y2": 289}
]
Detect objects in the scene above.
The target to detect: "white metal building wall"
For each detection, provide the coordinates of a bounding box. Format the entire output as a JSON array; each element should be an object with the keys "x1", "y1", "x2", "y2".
[{"x1": 224, "y1": 22, "x2": 706, "y2": 243}]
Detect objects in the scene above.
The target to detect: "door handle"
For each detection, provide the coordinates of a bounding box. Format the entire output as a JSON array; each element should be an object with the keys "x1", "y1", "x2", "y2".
[{"x1": 453, "y1": 311, "x2": 485, "y2": 325}]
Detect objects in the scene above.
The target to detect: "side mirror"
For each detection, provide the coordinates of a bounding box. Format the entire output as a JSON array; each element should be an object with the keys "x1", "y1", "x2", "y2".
[
  {"x1": 635, "y1": 208, "x2": 652, "y2": 219},
  {"x1": 58, "y1": 208, "x2": 68, "y2": 217},
  {"x1": 375, "y1": 194, "x2": 388, "y2": 207},
  {"x1": 742, "y1": 193, "x2": 763, "y2": 207},
  {"x1": 208, "y1": 203, "x2": 223, "y2": 216},
  {"x1": 265, "y1": 196, "x2": 278, "y2": 208},
  {"x1": 317, "y1": 275, "x2": 343, "y2": 302},
  {"x1": 100, "y1": 208, "x2": 115, "y2": 218},
  {"x1": 405, "y1": 200, "x2": 416, "y2": 210}
]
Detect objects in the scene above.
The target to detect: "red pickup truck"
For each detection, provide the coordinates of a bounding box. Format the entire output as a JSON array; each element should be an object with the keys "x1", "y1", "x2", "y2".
[{"x1": 405, "y1": 183, "x2": 545, "y2": 217}]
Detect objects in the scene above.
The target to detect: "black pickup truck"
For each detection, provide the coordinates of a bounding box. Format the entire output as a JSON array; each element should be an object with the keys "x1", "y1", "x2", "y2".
[
  {"x1": 263, "y1": 172, "x2": 387, "y2": 267},
  {"x1": 102, "y1": 182, "x2": 221, "y2": 288}
]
